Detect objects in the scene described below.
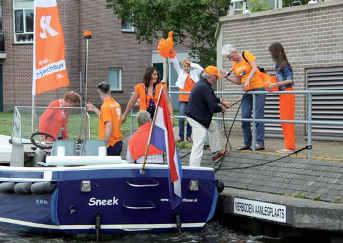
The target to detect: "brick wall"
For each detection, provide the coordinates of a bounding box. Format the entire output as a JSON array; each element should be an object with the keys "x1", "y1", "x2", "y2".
[
  {"x1": 79, "y1": 0, "x2": 152, "y2": 108},
  {"x1": 1, "y1": 0, "x2": 152, "y2": 110},
  {"x1": 218, "y1": 0, "x2": 343, "y2": 136}
]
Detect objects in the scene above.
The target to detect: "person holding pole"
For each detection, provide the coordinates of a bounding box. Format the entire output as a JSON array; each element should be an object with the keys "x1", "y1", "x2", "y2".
[
  {"x1": 86, "y1": 82, "x2": 123, "y2": 156},
  {"x1": 186, "y1": 66, "x2": 230, "y2": 166},
  {"x1": 268, "y1": 42, "x2": 296, "y2": 153},
  {"x1": 169, "y1": 50, "x2": 203, "y2": 142},
  {"x1": 222, "y1": 44, "x2": 266, "y2": 151}
]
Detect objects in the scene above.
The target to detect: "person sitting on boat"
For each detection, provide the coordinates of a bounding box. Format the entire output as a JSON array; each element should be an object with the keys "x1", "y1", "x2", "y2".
[
  {"x1": 126, "y1": 111, "x2": 164, "y2": 164},
  {"x1": 86, "y1": 82, "x2": 123, "y2": 156},
  {"x1": 39, "y1": 91, "x2": 81, "y2": 141},
  {"x1": 186, "y1": 66, "x2": 230, "y2": 166},
  {"x1": 169, "y1": 50, "x2": 203, "y2": 143},
  {"x1": 121, "y1": 67, "x2": 174, "y2": 122}
]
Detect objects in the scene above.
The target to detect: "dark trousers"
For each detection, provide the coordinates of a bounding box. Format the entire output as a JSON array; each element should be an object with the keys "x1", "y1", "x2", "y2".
[
  {"x1": 107, "y1": 141, "x2": 123, "y2": 156},
  {"x1": 179, "y1": 102, "x2": 192, "y2": 140}
]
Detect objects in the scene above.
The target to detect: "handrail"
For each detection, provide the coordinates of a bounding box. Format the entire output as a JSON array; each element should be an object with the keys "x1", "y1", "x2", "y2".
[{"x1": 129, "y1": 89, "x2": 343, "y2": 160}]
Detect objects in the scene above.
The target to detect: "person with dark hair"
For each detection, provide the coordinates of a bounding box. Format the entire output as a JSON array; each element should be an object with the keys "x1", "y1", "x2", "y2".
[
  {"x1": 121, "y1": 67, "x2": 173, "y2": 122},
  {"x1": 39, "y1": 91, "x2": 81, "y2": 140},
  {"x1": 222, "y1": 44, "x2": 266, "y2": 151},
  {"x1": 86, "y1": 82, "x2": 123, "y2": 156},
  {"x1": 269, "y1": 42, "x2": 296, "y2": 153}
]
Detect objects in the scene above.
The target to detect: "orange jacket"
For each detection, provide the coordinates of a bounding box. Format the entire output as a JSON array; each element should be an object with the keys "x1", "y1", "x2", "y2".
[{"x1": 128, "y1": 122, "x2": 163, "y2": 161}]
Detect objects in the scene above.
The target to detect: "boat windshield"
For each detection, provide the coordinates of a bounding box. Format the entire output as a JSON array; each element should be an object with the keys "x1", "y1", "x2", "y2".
[{"x1": 11, "y1": 106, "x2": 90, "y2": 146}]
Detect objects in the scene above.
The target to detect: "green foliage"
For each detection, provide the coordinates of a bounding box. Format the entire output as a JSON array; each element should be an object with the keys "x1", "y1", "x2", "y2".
[
  {"x1": 248, "y1": 0, "x2": 271, "y2": 12},
  {"x1": 106, "y1": 0, "x2": 231, "y2": 66}
]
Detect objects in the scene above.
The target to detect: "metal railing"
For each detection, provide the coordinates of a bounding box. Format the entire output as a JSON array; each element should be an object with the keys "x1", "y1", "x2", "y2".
[{"x1": 129, "y1": 89, "x2": 343, "y2": 160}]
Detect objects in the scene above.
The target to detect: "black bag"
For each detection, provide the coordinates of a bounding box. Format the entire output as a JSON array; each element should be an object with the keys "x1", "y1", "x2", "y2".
[{"x1": 242, "y1": 51, "x2": 266, "y2": 73}]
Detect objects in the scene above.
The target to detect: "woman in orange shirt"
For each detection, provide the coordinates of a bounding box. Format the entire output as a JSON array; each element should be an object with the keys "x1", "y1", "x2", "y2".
[
  {"x1": 122, "y1": 67, "x2": 173, "y2": 123},
  {"x1": 269, "y1": 42, "x2": 296, "y2": 153}
]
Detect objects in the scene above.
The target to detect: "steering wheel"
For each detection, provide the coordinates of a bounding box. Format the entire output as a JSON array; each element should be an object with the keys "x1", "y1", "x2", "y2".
[{"x1": 30, "y1": 132, "x2": 56, "y2": 150}]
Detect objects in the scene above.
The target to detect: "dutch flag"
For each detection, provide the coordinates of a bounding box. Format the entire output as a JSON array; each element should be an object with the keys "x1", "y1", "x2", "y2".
[{"x1": 150, "y1": 89, "x2": 182, "y2": 209}]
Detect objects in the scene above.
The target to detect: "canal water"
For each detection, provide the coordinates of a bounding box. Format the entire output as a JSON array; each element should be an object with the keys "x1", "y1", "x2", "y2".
[{"x1": 0, "y1": 222, "x2": 267, "y2": 243}]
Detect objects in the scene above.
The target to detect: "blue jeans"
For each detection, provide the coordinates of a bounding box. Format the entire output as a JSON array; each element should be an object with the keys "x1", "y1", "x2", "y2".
[
  {"x1": 179, "y1": 102, "x2": 192, "y2": 140},
  {"x1": 241, "y1": 90, "x2": 265, "y2": 146}
]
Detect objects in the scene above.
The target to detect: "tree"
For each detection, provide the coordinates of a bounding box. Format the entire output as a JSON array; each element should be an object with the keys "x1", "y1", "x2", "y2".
[{"x1": 106, "y1": 0, "x2": 231, "y2": 66}]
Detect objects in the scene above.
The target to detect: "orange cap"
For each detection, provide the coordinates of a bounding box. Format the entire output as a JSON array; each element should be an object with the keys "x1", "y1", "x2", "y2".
[{"x1": 204, "y1": 65, "x2": 221, "y2": 79}]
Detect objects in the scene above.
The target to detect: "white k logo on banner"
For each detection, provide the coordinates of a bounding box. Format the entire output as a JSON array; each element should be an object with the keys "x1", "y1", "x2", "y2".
[{"x1": 40, "y1": 16, "x2": 58, "y2": 39}]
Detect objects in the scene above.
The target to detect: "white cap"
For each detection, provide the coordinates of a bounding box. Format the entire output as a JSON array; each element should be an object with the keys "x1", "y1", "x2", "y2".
[{"x1": 222, "y1": 44, "x2": 237, "y2": 56}]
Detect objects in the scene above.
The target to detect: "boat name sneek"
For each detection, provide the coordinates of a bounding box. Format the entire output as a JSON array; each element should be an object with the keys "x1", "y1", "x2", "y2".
[{"x1": 88, "y1": 196, "x2": 119, "y2": 206}]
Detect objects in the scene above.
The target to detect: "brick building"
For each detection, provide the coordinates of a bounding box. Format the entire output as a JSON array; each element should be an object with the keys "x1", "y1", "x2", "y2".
[
  {"x1": 0, "y1": 0, "x2": 154, "y2": 111},
  {"x1": 217, "y1": 0, "x2": 343, "y2": 140}
]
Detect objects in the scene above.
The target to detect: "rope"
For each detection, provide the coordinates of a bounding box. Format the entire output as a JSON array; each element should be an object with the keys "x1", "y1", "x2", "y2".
[{"x1": 214, "y1": 145, "x2": 312, "y2": 172}]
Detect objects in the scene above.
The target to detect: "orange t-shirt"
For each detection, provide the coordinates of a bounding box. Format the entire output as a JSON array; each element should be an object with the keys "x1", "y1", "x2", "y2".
[
  {"x1": 98, "y1": 97, "x2": 123, "y2": 146},
  {"x1": 232, "y1": 50, "x2": 264, "y2": 91},
  {"x1": 39, "y1": 99, "x2": 69, "y2": 140},
  {"x1": 128, "y1": 122, "x2": 163, "y2": 161},
  {"x1": 134, "y1": 83, "x2": 165, "y2": 111},
  {"x1": 179, "y1": 75, "x2": 195, "y2": 102}
]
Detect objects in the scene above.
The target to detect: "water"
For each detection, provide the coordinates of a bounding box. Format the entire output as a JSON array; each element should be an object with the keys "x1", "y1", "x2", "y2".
[{"x1": 0, "y1": 222, "x2": 265, "y2": 243}]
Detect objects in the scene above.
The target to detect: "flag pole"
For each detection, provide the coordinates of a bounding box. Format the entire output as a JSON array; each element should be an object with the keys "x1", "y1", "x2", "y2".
[
  {"x1": 31, "y1": 0, "x2": 38, "y2": 133},
  {"x1": 82, "y1": 31, "x2": 92, "y2": 106},
  {"x1": 140, "y1": 88, "x2": 164, "y2": 174}
]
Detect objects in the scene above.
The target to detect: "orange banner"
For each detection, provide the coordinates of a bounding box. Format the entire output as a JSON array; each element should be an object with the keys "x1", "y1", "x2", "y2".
[{"x1": 33, "y1": 0, "x2": 69, "y2": 95}]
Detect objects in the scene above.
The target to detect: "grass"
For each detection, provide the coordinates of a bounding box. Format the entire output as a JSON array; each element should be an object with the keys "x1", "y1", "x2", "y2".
[{"x1": 0, "y1": 111, "x2": 137, "y2": 139}]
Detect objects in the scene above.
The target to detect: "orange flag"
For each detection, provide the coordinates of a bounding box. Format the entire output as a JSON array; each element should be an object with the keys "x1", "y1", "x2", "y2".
[{"x1": 32, "y1": 0, "x2": 69, "y2": 95}]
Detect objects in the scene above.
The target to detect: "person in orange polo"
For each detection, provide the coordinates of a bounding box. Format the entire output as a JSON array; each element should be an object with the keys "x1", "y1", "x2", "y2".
[
  {"x1": 121, "y1": 67, "x2": 173, "y2": 123},
  {"x1": 86, "y1": 82, "x2": 123, "y2": 156},
  {"x1": 39, "y1": 91, "x2": 81, "y2": 140},
  {"x1": 269, "y1": 42, "x2": 296, "y2": 153},
  {"x1": 222, "y1": 44, "x2": 266, "y2": 151},
  {"x1": 169, "y1": 51, "x2": 203, "y2": 142},
  {"x1": 126, "y1": 111, "x2": 164, "y2": 163}
]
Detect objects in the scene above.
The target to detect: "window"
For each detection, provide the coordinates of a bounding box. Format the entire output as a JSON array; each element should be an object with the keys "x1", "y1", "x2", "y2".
[
  {"x1": 0, "y1": 0, "x2": 3, "y2": 32},
  {"x1": 13, "y1": 0, "x2": 34, "y2": 44},
  {"x1": 121, "y1": 19, "x2": 135, "y2": 33},
  {"x1": 108, "y1": 68, "x2": 122, "y2": 91}
]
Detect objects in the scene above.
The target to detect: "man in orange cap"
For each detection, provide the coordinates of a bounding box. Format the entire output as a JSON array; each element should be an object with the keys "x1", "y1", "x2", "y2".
[{"x1": 185, "y1": 66, "x2": 230, "y2": 166}]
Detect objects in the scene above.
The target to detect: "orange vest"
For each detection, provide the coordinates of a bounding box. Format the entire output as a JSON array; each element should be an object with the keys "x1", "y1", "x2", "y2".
[
  {"x1": 39, "y1": 99, "x2": 68, "y2": 140},
  {"x1": 179, "y1": 75, "x2": 195, "y2": 102},
  {"x1": 98, "y1": 97, "x2": 123, "y2": 146},
  {"x1": 232, "y1": 50, "x2": 264, "y2": 91},
  {"x1": 128, "y1": 122, "x2": 163, "y2": 161},
  {"x1": 134, "y1": 83, "x2": 164, "y2": 111}
]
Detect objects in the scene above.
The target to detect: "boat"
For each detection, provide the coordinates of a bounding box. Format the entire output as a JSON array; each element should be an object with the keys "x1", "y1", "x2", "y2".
[{"x1": 0, "y1": 106, "x2": 219, "y2": 235}]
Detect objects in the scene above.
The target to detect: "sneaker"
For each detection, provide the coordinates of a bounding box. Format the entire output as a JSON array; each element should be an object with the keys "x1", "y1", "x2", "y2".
[
  {"x1": 212, "y1": 150, "x2": 226, "y2": 162},
  {"x1": 186, "y1": 137, "x2": 192, "y2": 143},
  {"x1": 237, "y1": 145, "x2": 251, "y2": 151},
  {"x1": 276, "y1": 148, "x2": 295, "y2": 154},
  {"x1": 255, "y1": 144, "x2": 265, "y2": 151},
  {"x1": 177, "y1": 138, "x2": 184, "y2": 143}
]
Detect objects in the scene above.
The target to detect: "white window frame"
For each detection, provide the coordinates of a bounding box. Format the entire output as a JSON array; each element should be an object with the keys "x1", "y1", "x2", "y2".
[
  {"x1": 13, "y1": 0, "x2": 34, "y2": 44},
  {"x1": 121, "y1": 19, "x2": 135, "y2": 33},
  {"x1": 108, "y1": 67, "x2": 122, "y2": 91}
]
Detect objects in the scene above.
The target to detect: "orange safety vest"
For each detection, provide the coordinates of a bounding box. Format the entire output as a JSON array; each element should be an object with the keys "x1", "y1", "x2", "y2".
[
  {"x1": 128, "y1": 122, "x2": 163, "y2": 161},
  {"x1": 179, "y1": 75, "x2": 195, "y2": 102}
]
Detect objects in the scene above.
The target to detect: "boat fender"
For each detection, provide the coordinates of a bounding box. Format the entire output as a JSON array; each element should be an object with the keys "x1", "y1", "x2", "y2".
[
  {"x1": 31, "y1": 182, "x2": 56, "y2": 194},
  {"x1": 14, "y1": 182, "x2": 32, "y2": 194},
  {"x1": 216, "y1": 179, "x2": 224, "y2": 193},
  {"x1": 0, "y1": 182, "x2": 15, "y2": 193}
]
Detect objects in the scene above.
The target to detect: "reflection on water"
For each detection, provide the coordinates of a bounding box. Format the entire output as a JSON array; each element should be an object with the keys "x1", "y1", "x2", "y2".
[{"x1": 0, "y1": 222, "x2": 264, "y2": 243}]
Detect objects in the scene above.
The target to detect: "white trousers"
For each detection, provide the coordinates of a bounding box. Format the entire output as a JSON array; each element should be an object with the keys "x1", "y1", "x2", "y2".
[{"x1": 187, "y1": 117, "x2": 223, "y2": 167}]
